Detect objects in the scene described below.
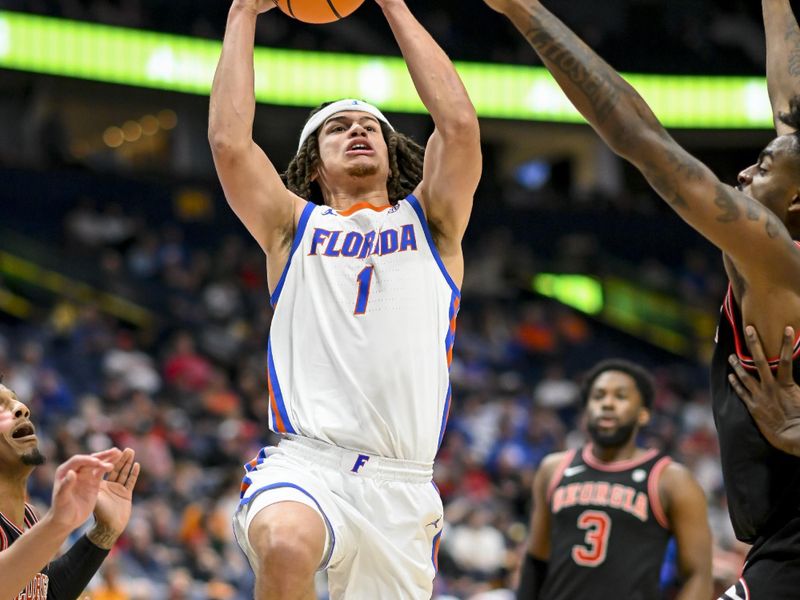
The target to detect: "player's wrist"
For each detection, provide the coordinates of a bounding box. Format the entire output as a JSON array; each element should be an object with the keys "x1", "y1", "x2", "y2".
[
  {"x1": 86, "y1": 521, "x2": 120, "y2": 550},
  {"x1": 39, "y1": 510, "x2": 77, "y2": 540}
]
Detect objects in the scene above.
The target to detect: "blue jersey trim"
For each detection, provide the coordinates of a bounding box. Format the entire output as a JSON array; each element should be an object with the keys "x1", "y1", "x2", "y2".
[
  {"x1": 270, "y1": 201, "x2": 316, "y2": 308},
  {"x1": 268, "y1": 340, "x2": 296, "y2": 434},
  {"x1": 405, "y1": 195, "x2": 461, "y2": 298},
  {"x1": 239, "y1": 481, "x2": 337, "y2": 570}
]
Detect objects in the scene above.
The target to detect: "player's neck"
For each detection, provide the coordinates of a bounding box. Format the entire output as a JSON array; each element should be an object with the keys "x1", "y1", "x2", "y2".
[
  {"x1": 321, "y1": 183, "x2": 390, "y2": 211},
  {"x1": 589, "y1": 440, "x2": 641, "y2": 464},
  {"x1": 0, "y1": 472, "x2": 30, "y2": 528}
]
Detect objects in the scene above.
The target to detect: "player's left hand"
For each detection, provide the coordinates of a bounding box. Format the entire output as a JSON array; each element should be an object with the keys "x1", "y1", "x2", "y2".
[
  {"x1": 90, "y1": 448, "x2": 141, "y2": 549},
  {"x1": 728, "y1": 325, "x2": 800, "y2": 457}
]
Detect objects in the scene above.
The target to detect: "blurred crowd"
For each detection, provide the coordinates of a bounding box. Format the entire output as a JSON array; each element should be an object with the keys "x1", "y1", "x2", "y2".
[
  {"x1": 0, "y1": 189, "x2": 747, "y2": 599},
  {"x1": 5, "y1": 0, "x2": 768, "y2": 74}
]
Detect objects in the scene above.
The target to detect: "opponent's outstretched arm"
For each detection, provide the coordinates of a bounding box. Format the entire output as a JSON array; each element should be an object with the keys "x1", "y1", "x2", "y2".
[
  {"x1": 483, "y1": 0, "x2": 800, "y2": 286},
  {"x1": 763, "y1": 0, "x2": 800, "y2": 135},
  {"x1": 377, "y1": 0, "x2": 481, "y2": 248},
  {"x1": 209, "y1": 0, "x2": 300, "y2": 260},
  {"x1": 0, "y1": 453, "x2": 115, "y2": 596}
]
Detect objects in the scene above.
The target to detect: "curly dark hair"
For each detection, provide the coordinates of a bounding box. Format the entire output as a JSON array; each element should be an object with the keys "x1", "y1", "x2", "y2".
[
  {"x1": 778, "y1": 94, "x2": 800, "y2": 133},
  {"x1": 579, "y1": 359, "x2": 655, "y2": 409},
  {"x1": 281, "y1": 101, "x2": 425, "y2": 205}
]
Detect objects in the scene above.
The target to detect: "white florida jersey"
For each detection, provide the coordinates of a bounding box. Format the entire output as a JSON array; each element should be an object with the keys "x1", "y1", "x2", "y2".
[{"x1": 266, "y1": 195, "x2": 460, "y2": 463}]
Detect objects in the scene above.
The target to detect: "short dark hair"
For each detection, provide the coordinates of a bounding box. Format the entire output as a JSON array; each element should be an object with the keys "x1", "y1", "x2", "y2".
[{"x1": 580, "y1": 359, "x2": 655, "y2": 409}]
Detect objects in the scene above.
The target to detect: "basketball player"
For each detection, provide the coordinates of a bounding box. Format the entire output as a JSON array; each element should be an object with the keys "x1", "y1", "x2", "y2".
[
  {"x1": 728, "y1": 324, "x2": 800, "y2": 457},
  {"x1": 516, "y1": 359, "x2": 712, "y2": 600},
  {"x1": 0, "y1": 382, "x2": 140, "y2": 598},
  {"x1": 208, "y1": 0, "x2": 481, "y2": 597},
  {"x1": 482, "y1": 0, "x2": 800, "y2": 597}
]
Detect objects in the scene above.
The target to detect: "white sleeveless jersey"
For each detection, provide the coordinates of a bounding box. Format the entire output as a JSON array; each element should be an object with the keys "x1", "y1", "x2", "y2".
[{"x1": 266, "y1": 195, "x2": 459, "y2": 463}]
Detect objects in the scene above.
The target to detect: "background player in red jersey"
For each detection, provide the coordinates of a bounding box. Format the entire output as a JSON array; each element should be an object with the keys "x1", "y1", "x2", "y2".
[
  {"x1": 0, "y1": 382, "x2": 140, "y2": 598},
  {"x1": 516, "y1": 359, "x2": 711, "y2": 600}
]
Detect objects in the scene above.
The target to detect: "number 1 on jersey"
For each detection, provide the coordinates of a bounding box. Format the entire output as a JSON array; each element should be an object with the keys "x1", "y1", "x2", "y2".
[{"x1": 354, "y1": 266, "x2": 374, "y2": 315}]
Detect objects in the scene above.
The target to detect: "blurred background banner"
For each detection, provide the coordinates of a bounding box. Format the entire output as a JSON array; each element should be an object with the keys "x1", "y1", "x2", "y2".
[{"x1": 0, "y1": 10, "x2": 774, "y2": 127}]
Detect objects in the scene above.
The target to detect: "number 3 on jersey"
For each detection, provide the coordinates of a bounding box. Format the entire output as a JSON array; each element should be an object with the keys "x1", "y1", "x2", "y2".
[
  {"x1": 572, "y1": 510, "x2": 611, "y2": 567},
  {"x1": 354, "y1": 266, "x2": 374, "y2": 315}
]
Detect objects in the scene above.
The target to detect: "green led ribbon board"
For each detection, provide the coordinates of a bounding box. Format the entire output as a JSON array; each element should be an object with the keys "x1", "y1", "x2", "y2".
[{"x1": 0, "y1": 10, "x2": 774, "y2": 128}]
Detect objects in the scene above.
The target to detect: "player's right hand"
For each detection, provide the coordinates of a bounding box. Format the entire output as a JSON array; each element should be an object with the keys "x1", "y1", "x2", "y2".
[
  {"x1": 48, "y1": 451, "x2": 117, "y2": 533},
  {"x1": 232, "y1": 0, "x2": 277, "y2": 15}
]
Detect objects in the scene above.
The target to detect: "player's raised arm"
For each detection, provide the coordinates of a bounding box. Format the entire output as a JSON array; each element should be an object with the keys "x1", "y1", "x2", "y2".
[
  {"x1": 482, "y1": 0, "x2": 800, "y2": 289},
  {"x1": 376, "y1": 0, "x2": 481, "y2": 256},
  {"x1": 208, "y1": 0, "x2": 302, "y2": 264},
  {"x1": 763, "y1": 0, "x2": 800, "y2": 136},
  {"x1": 659, "y1": 464, "x2": 713, "y2": 600}
]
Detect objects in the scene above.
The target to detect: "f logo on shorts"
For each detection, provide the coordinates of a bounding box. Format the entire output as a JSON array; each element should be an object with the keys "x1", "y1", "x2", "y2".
[{"x1": 351, "y1": 454, "x2": 370, "y2": 473}]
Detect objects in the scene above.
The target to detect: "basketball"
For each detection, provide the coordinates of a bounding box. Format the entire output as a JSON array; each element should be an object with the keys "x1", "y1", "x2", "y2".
[{"x1": 274, "y1": 0, "x2": 366, "y2": 24}]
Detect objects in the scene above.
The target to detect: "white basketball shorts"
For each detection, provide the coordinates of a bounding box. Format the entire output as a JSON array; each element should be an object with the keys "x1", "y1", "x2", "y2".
[{"x1": 233, "y1": 434, "x2": 444, "y2": 599}]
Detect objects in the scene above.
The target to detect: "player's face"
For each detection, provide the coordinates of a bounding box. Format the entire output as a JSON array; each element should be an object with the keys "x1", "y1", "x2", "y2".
[
  {"x1": 585, "y1": 371, "x2": 649, "y2": 448},
  {"x1": 0, "y1": 386, "x2": 44, "y2": 468},
  {"x1": 315, "y1": 112, "x2": 390, "y2": 184},
  {"x1": 737, "y1": 135, "x2": 800, "y2": 221}
]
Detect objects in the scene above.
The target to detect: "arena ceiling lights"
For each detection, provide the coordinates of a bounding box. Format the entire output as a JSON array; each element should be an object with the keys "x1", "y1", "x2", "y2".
[{"x1": 0, "y1": 10, "x2": 773, "y2": 129}]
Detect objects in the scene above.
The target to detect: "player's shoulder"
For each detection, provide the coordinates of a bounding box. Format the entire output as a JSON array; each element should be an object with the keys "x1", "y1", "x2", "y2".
[
  {"x1": 657, "y1": 460, "x2": 700, "y2": 496},
  {"x1": 538, "y1": 450, "x2": 572, "y2": 479}
]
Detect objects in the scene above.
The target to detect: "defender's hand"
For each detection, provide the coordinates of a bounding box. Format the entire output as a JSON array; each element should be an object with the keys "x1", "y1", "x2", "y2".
[
  {"x1": 728, "y1": 326, "x2": 800, "y2": 456},
  {"x1": 49, "y1": 454, "x2": 115, "y2": 534},
  {"x1": 91, "y1": 448, "x2": 141, "y2": 549}
]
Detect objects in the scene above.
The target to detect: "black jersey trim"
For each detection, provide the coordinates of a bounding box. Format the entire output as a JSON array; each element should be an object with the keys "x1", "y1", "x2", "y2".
[
  {"x1": 0, "y1": 525, "x2": 7, "y2": 551},
  {"x1": 0, "y1": 511, "x2": 24, "y2": 536},
  {"x1": 546, "y1": 449, "x2": 576, "y2": 503},
  {"x1": 23, "y1": 503, "x2": 38, "y2": 527},
  {"x1": 722, "y1": 284, "x2": 800, "y2": 372},
  {"x1": 647, "y1": 456, "x2": 671, "y2": 530}
]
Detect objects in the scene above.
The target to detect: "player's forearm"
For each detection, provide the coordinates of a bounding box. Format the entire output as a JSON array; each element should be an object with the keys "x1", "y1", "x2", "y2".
[
  {"x1": 499, "y1": 0, "x2": 663, "y2": 160},
  {"x1": 209, "y1": 5, "x2": 259, "y2": 149},
  {"x1": 763, "y1": 0, "x2": 800, "y2": 122},
  {"x1": 0, "y1": 512, "x2": 71, "y2": 596},
  {"x1": 674, "y1": 572, "x2": 713, "y2": 600},
  {"x1": 47, "y1": 533, "x2": 110, "y2": 599},
  {"x1": 379, "y1": 1, "x2": 477, "y2": 137}
]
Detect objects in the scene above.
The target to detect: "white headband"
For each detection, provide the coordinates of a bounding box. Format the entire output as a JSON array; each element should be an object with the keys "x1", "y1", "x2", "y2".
[{"x1": 297, "y1": 99, "x2": 394, "y2": 152}]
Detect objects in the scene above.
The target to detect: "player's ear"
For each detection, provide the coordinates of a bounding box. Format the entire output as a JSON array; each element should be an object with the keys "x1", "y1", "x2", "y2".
[
  {"x1": 637, "y1": 407, "x2": 651, "y2": 427},
  {"x1": 788, "y1": 190, "x2": 800, "y2": 213}
]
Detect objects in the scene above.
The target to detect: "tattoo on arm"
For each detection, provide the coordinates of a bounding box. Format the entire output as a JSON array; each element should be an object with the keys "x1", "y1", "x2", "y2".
[
  {"x1": 87, "y1": 523, "x2": 118, "y2": 550},
  {"x1": 714, "y1": 185, "x2": 741, "y2": 223},
  {"x1": 765, "y1": 212, "x2": 782, "y2": 239},
  {"x1": 785, "y1": 21, "x2": 800, "y2": 78},
  {"x1": 522, "y1": 14, "x2": 620, "y2": 124},
  {"x1": 746, "y1": 200, "x2": 761, "y2": 221}
]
